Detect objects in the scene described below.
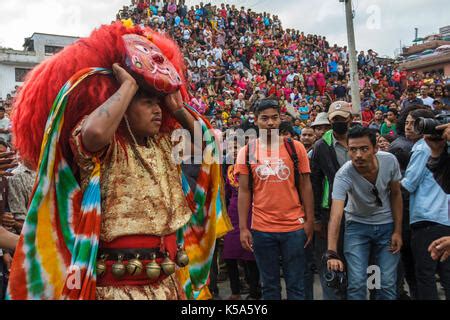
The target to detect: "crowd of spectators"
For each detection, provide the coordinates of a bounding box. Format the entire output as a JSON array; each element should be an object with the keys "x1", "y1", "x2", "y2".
[
  {"x1": 113, "y1": 1, "x2": 450, "y2": 301},
  {"x1": 0, "y1": 0, "x2": 449, "y2": 301},
  {"x1": 116, "y1": 0, "x2": 449, "y2": 139}
]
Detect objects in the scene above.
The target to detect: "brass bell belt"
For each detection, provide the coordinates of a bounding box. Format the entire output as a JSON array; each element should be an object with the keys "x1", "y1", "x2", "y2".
[
  {"x1": 96, "y1": 234, "x2": 189, "y2": 287},
  {"x1": 98, "y1": 248, "x2": 163, "y2": 261}
]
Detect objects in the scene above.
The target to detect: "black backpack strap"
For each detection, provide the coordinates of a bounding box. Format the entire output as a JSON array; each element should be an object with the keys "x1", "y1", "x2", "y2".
[
  {"x1": 246, "y1": 140, "x2": 255, "y2": 195},
  {"x1": 284, "y1": 137, "x2": 301, "y2": 198}
]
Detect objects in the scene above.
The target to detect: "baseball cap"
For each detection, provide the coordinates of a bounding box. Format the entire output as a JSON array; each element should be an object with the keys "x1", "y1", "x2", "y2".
[{"x1": 328, "y1": 101, "x2": 353, "y2": 120}]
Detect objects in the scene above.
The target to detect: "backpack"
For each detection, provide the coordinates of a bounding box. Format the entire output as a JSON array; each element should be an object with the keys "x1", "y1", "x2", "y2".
[{"x1": 245, "y1": 137, "x2": 301, "y2": 198}]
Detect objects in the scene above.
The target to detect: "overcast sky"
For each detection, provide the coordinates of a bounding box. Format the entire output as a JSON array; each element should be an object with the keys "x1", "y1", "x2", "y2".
[{"x1": 0, "y1": 0, "x2": 448, "y2": 57}]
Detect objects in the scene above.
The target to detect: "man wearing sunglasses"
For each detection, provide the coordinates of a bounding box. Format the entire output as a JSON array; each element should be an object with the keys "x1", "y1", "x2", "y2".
[{"x1": 327, "y1": 126, "x2": 403, "y2": 300}]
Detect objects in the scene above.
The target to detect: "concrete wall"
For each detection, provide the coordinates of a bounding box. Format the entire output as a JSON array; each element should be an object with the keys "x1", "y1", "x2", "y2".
[
  {"x1": 0, "y1": 50, "x2": 38, "y2": 99},
  {"x1": 0, "y1": 64, "x2": 19, "y2": 99},
  {"x1": 31, "y1": 33, "x2": 78, "y2": 60},
  {"x1": 400, "y1": 52, "x2": 450, "y2": 77},
  {"x1": 402, "y1": 62, "x2": 450, "y2": 77},
  {"x1": 0, "y1": 34, "x2": 78, "y2": 99}
]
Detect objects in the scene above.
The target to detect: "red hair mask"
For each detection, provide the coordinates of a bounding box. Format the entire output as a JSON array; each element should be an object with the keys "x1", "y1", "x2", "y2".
[{"x1": 122, "y1": 34, "x2": 182, "y2": 95}]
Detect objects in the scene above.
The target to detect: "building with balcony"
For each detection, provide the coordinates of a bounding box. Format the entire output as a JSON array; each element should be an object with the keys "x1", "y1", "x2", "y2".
[
  {"x1": 399, "y1": 26, "x2": 450, "y2": 76},
  {"x1": 0, "y1": 33, "x2": 79, "y2": 100}
]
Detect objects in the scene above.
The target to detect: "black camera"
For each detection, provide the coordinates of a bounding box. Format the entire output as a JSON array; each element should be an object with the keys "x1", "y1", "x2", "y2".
[
  {"x1": 324, "y1": 270, "x2": 348, "y2": 292},
  {"x1": 414, "y1": 112, "x2": 450, "y2": 138}
]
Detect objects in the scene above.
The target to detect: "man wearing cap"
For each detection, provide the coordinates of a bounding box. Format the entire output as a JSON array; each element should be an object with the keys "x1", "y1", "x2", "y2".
[
  {"x1": 311, "y1": 112, "x2": 331, "y2": 140},
  {"x1": 310, "y1": 101, "x2": 353, "y2": 300}
]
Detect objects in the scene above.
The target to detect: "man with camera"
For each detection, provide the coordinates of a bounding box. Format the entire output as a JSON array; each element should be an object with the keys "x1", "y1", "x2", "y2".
[
  {"x1": 424, "y1": 121, "x2": 450, "y2": 274},
  {"x1": 327, "y1": 126, "x2": 403, "y2": 300},
  {"x1": 423, "y1": 121, "x2": 450, "y2": 194},
  {"x1": 401, "y1": 110, "x2": 450, "y2": 300},
  {"x1": 311, "y1": 101, "x2": 353, "y2": 300}
]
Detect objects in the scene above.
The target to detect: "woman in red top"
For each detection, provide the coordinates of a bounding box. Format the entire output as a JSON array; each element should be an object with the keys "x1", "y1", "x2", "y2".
[
  {"x1": 313, "y1": 68, "x2": 326, "y2": 95},
  {"x1": 267, "y1": 81, "x2": 277, "y2": 96},
  {"x1": 361, "y1": 104, "x2": 375, "y2": 125}
]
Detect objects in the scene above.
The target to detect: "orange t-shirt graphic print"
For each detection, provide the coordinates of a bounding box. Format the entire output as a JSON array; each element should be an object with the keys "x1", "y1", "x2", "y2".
[{"x1": 235, "y1": 139, "x2": 311, "y2": 233}]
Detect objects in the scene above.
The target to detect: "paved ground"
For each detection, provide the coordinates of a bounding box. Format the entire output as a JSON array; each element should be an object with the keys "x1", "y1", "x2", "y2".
[
  {"x1": 216, "y1": 272, "x2": 446, "y2": 300},
  {"x1": 217, "y1": 274, "x2": 323, "y2": 300}
]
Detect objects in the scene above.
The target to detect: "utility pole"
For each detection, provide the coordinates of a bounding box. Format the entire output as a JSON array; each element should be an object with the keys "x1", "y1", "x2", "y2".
[{"x1": 340, "y1": 0, "x2": 361, "y2": 115}]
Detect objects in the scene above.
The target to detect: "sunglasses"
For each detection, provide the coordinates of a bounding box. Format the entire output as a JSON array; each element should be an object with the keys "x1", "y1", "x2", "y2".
[{"x1": 371, "y1": 187, "x2": 382, "y2": 207}]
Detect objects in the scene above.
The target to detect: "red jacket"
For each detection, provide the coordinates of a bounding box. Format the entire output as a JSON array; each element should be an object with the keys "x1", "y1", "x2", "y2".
[{"x1": 362, "y1": 110, "x2": 374, "y2": 124}]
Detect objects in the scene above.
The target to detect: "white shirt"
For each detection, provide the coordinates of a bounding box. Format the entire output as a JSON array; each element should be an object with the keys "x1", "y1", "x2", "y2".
[
  {"x1": 290, "y1": 92, "x2": 302, "y2": 101},
  {"x1": 183, "y1": 29, "x2": 191, "y2": 40},
  {"x1": 239, "y1": 36, "x2": 251, "y2": 44},
  {"x1": 234, "y1": 61, "x2": 244, "y2": 71},
  {"x1": 420, "y1": 96, "x2": 435, "y2": 108},
  {"x1": 203, "y1": 29, "x2": 212, "y2": 38},
  {"x1": 157, "y1": 1, "x2": 165, "y2": 11},
  {"x1": 212, "y1": 47, "x2": 223, "y2": 61},
  {"x1": 197, "y1": 59, "x2": 209, "y2": 68},
  {"x1": 286, "y1": 73, "x2": 299, "y2": 83},
  {"x1": 369, "y1": 78, "x2": 379, "y2": 85},
  {"x1": 233, "y1": 99, "x2": 246, "y2": 110},
  {"x1": 0, "y1": 117, "x2": 11, "y2": 142}
]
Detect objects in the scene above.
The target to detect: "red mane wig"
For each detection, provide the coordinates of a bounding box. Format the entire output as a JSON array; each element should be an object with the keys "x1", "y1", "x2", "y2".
[{"x1": 12, "y1": 22, "x2": 189, "y2": 170}]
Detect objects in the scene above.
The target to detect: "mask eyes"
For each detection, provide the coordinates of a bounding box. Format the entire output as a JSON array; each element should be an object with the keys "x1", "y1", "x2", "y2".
[{"x1": 135, "y1": 44, "x2": 150, "y2": 54}]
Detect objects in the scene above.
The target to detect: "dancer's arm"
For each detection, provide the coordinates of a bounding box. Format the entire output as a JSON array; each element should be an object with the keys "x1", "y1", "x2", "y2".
[
  {"x1": 81, "y1": 63, "x2": 138, "y2": 153},
  {"x1": 164, "y1": 91, "x2": 197, "y2": 138},
  {"x1": 164, "y1": 92, "x2": 204, "y2": 153},
  {"x1": 0, "y1": 226, "x2": 19, "y2": 251}
]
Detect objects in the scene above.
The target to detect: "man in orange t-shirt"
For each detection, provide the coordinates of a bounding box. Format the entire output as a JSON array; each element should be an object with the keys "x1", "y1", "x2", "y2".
[{"x1": 234, "y1": 98, "x2": 314, "y2": 300}]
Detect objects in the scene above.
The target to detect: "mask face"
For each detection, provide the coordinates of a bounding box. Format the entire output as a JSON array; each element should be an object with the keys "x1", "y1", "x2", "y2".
[
  {"x1": 332, "y1": 121, "x2": 349, "y2": 135},
  {"x1": 123, "y1": 34, "x2": 182, "y2": 94}
]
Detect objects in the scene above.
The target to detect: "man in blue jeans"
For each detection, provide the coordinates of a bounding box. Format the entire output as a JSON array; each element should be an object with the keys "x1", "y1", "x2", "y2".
[
  {"x1": 401, "y1": 109, "x2": 450, "y2": 300},
  {"x1": 327, "y1": 126, "x2": 403, "y2": 300},
  {"x1": 235, "y1": 98, "x2": 315, "y2": 300}
]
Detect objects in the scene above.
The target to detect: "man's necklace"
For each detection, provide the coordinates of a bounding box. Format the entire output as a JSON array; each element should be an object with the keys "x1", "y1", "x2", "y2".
[{"x1": 124, "y1": 115, "x2": 157, "y2": 182}]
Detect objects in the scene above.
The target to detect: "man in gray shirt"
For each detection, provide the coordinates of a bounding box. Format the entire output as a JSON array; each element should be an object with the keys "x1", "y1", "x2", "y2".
[{"x1": 327, "y1": 126, "x2": 403, "y2": 300}]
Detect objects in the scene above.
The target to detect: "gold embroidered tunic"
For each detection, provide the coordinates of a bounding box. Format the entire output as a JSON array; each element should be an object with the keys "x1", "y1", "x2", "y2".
[{"x1": 70, "y1": 121, "x2": 192, "y2": 300}]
